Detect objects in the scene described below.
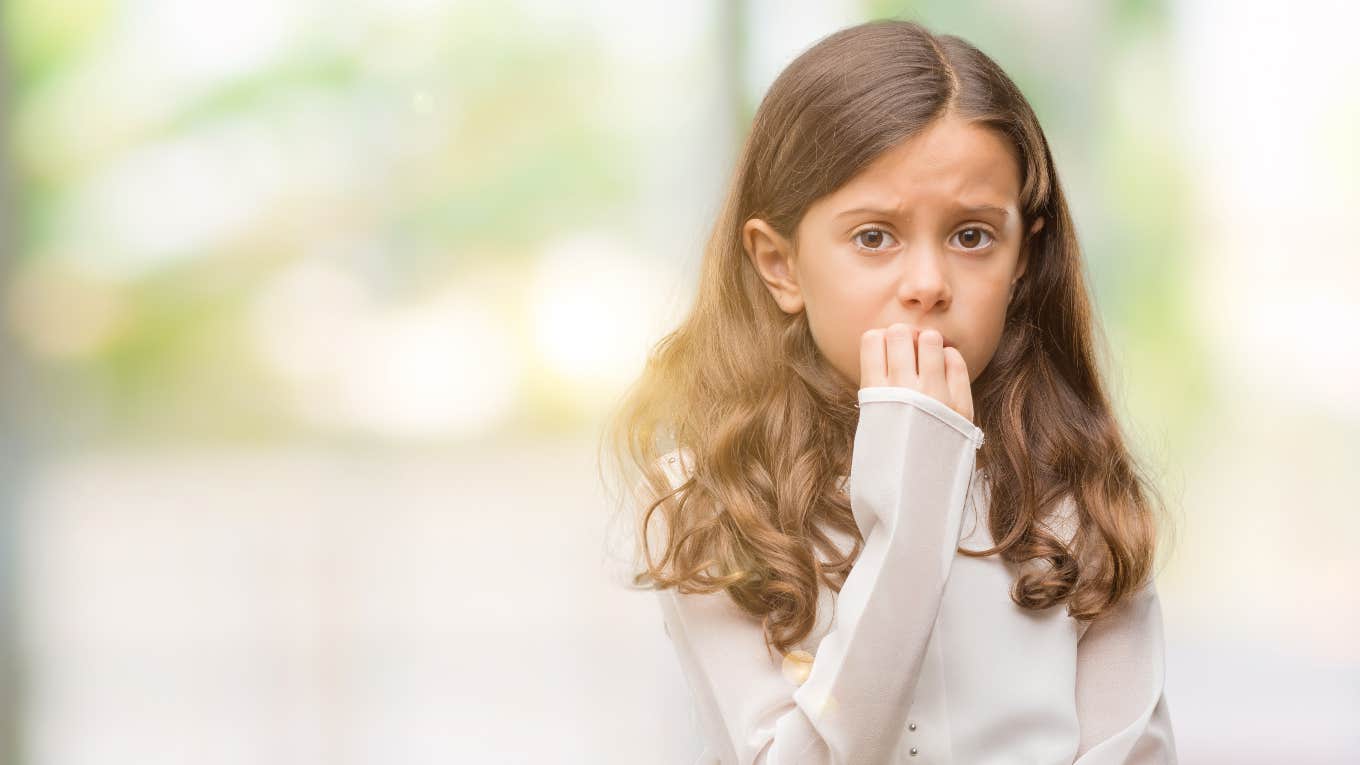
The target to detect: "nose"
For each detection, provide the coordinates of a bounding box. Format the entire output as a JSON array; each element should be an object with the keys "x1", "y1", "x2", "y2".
[{"x1": 895, "y1": 246, "x2": 950, "y2": 311}]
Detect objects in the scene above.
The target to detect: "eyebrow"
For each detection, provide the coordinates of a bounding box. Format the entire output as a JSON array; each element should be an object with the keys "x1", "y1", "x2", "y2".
[{"x1": 834, "y1": 202, "x2": 1011, "y2": 220}]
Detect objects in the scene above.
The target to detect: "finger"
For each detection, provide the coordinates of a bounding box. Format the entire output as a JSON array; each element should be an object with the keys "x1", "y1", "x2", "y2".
[
  {"x1": 944, "y1": 346, "x2": 975, "y2": 423},
  {"x1": 859, "y1": 328, "x2": 887, "y2": 387},
  {"x1": 884, "y1": 323, "x2": 916, "y2": 386},
  {"x1": 916, "y1": 329, "x2": 947, "y2": 401}
]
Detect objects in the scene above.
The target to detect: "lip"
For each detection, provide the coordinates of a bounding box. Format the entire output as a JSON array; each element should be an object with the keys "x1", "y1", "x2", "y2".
[{"x1": 892, "y1": 324, "x2": 956, "y2": 348}]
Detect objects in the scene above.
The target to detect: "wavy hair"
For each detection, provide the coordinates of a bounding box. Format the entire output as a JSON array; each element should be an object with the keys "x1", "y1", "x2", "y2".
[{"x1": 599, "y1": 19, "x2": 1176, "y2": 659}]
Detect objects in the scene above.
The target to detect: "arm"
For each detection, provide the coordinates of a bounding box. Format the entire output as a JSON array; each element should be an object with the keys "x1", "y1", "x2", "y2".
[
  {"x1": 1072, "y1": 576, "x2": 1179, "y2": 764},
  {"x1": 652, "y1": 385, "x2": 984, "y2": 765}
]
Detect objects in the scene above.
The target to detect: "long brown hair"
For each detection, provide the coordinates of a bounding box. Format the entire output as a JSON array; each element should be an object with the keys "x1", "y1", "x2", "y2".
[{"x1": 599, "y1": 18, "x2": 1176, "y2": 659}]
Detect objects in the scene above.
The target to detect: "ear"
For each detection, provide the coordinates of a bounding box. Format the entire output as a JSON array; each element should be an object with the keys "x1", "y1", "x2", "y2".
[
  {"x1": 1015, "y1": 215, "x2": 1045, "y2": 282},
  {"x1": 742, "y1": 217, "x2": 803, "y2": 314}
]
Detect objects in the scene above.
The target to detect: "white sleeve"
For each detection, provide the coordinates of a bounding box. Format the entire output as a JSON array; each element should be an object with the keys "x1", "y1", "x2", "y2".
[
  {"x1": 653, "y1": 385, "x2": 984, "y2": 764},
  {"x1": 1072, "y1": 576, "x2": 1179, "y2": 763}
]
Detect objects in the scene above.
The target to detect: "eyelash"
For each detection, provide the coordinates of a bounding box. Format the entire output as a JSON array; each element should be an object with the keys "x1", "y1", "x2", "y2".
[{"x1": 851, "y1": 225, "x2": 997, "y2": 253}]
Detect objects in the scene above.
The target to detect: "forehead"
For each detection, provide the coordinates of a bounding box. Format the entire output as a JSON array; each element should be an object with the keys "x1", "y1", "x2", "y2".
[{"x1": 821, "y1": 116, "x2": 1022, "y2": 213}]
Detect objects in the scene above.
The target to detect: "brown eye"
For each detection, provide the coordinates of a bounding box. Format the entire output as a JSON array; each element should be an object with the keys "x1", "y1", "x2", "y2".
[
  {"x1": 852, "y1": 228, "x2": 897, "y2": 251},
  {"x1": 953, "y1": 227, "x2": 995, "y2": 251}
]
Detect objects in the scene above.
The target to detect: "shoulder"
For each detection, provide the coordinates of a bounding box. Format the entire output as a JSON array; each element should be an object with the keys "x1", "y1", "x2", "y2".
[
  {"x1": 636, "y1": 447, "x2": 699, "y2": 549},
  {"x1": 633, "y1": 447, "x2": 696, "y2": 507},
  {"x1": 656, "y1": 446, "x2": 697, "y2": 491},
  {"x1": 1039, "y1": 492, "x2": 1081, "y2": 547}
]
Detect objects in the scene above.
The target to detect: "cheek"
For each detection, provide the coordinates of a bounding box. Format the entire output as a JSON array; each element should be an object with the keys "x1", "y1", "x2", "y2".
[
  {"x1": 957, "y1": 280, "x2": 1013, "y2": 375},
  {"x1": 975, "y1": 284, "x2": 1011, "y2": 322},
  {"x1": 957, "y1": 266, "x2": 1012, "y2": 314},
  {"x1": 801, "y1": 264, "x2": 882, "y2": 376}
]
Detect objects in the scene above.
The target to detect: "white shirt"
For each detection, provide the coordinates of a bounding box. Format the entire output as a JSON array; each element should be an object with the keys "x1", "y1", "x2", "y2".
[{"x1": 649, "y1": 385, "x2": 1177, "y2": 764}]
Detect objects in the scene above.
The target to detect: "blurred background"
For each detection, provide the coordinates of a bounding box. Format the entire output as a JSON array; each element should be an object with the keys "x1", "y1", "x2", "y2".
[{"x1": 0, "y1": 0, "x2": 1356, "y2": 762}]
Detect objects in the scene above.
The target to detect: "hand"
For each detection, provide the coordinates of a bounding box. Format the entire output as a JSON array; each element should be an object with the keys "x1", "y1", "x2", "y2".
[{"x1": 859, "y1": 323, "x2": 976, "y2": 424}]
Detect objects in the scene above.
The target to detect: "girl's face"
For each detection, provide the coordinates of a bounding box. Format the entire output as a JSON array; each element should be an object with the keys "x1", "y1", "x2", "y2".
[{"x1": 743, "y1": 113, "x2": 1044, "y2": 386}]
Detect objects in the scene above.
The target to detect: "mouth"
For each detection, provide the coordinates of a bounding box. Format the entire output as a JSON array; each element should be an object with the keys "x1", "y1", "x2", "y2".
[{"x1": 899, "y1": 325, "x2": 957, "y2": 349}]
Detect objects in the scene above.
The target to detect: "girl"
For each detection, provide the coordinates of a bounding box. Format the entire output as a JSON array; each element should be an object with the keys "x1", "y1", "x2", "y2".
[{"x1": 602, "y1": 18, "x2": 1178, "y2": 765}]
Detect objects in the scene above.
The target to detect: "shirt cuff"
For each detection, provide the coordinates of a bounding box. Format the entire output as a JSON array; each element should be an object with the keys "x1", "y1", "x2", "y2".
[{"x1": 857, "y1": 386, "x2": 986, "y2": 449}]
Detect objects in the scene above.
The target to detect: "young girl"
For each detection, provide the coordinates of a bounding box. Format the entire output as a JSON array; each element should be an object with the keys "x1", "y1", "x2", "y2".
[{"x1": 602, "y1": 19, "x2": 1178, "y2": 765}]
